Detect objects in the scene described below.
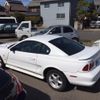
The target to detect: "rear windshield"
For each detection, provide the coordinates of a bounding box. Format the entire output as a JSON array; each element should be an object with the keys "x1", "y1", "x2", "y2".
[{"x1": 49, "y1": 37, "x2": 85, "y2": 55}]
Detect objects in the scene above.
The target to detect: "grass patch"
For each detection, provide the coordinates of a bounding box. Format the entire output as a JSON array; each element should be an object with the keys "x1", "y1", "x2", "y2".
[{"x1": 81, "y1": 40, "x2": 94, "y2": 46}]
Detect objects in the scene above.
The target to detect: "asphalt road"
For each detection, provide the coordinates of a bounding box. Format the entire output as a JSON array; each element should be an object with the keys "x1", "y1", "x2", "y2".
[
  {"x1": 8, "y1": 69, "x2": 100, "y2": 100},
  {"x1": 79, "y1": 29, "x2": 100, "y2": 41},
  {"x1": 1, "y1": 30, "x2": 100, "y2": 100}
]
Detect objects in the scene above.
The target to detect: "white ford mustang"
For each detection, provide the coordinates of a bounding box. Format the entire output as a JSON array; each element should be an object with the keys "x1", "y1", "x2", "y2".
[{"x1": 0, "y1": 35, "x2": 100, "y2": 91}]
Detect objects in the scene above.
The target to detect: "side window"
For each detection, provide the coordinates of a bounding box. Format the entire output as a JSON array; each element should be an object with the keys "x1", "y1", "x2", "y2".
[
  {"x1": 12, "y1": 24, "x2": 18, "y2": 29},
  {"x1": 50, "y1": 27, "x2": 61, "y2": 34},
  {"x1": 11, "y1": 41, "x2": 31, "y2": 52},
  {"x1": 11, "y1": 41, "x2": 50, "y2": 54},
  {"x1": 63, "y1": 26, "x2": 73, "y2": 33},
  {"x1": 12, "y1": 24, "x2": 18, "y2": 31},
  {"x1": 19, "y1": 23, "x2": 28, "y2": 30},
  {"x1": 0, "y1": 19, "x2": 15, "y2": 23},
  {"x1": 58, "y1": 2, "x2": 64, "y2": 7},
  {"x1": 4, "y1": 25, "x2": 11, "y2": 31},
  {"x1": 39, "y1": 44, "x2": 50, "y2": 54},
  {"x1": 44, "y1": 4, "x2": 50, "y2": 8}
]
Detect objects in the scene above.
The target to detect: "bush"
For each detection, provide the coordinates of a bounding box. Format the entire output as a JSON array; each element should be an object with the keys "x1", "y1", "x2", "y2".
[
  {"x1": 10, "y1": 12, "x2": 25, "y2": 23},
  {"x1": 25, "y1": 16, "x2": 43, "y2": 26}
]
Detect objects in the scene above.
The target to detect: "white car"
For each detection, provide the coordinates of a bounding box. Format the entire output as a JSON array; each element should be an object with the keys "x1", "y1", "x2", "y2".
[
  {"x1": 0, "y1": 35, "x2": 100, "y2": 91},
  {"x1": 35, "y1": 25, "x2": 79, "y2": 42}
]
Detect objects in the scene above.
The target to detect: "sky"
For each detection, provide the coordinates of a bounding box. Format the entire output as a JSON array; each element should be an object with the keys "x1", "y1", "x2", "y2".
[{"x1": 0, "y1": 0, "x2": 31, "y2": 6}]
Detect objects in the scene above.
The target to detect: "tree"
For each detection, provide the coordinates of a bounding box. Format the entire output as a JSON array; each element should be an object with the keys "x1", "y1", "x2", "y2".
[
  {"x1": 77, "y1": 0, "x2": 96, "y2": 21},
  {"x1": 11, "y1": 12, "x2": 25, "y2": 23}
]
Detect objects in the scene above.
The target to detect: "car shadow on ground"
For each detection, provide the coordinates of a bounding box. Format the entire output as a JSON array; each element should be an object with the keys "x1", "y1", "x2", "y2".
[
  {"x1": 76, "y1": 79, "x2": 100, "y2": 93},
  {"x1": 23, "y1": 83, "x2": 51, "y2": 100}
]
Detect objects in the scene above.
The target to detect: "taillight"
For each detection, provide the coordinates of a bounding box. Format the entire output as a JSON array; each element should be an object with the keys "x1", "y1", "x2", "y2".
[{"x1": 82, "y1": 61, "x2": 94, "y2": 71}]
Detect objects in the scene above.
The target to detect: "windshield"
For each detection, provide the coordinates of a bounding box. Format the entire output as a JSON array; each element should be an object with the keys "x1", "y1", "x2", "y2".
[{"x1": 49, "y1": 37, "x2": 85, "y2": 55}]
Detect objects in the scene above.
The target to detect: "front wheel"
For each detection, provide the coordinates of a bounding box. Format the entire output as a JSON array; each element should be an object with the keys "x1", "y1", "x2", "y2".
[
  {"x1": 46, "y1": 70, "x2": 73, "y2": 91},
  {"x1": 0, "y1": 57, "x2": 5, "y2": 69},
  {"x1": 20, "y1": 36, "x2": 28, "y2": 40}
]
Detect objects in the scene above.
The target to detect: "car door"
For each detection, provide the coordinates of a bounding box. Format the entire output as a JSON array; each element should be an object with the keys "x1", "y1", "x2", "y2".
[
  {"x1": 15, "y1": 21, "x2": 31, "y2": 37},
  {"x1": 6, "y1": 41, "x2": 42, "y2": 74}
]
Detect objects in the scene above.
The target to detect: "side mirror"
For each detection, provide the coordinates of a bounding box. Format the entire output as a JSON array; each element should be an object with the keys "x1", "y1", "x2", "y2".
[{"x1": 10, "y1": 47, "x2": 17, "y2": 53}]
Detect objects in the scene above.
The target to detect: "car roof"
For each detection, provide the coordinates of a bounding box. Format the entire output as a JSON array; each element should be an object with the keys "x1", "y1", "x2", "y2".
[
  {"x1": 48, "y1": 25, "x2": 72, "y2": 28},
  {"x1": 25, "y1": 35, "x2": 62, "y2": 42}
]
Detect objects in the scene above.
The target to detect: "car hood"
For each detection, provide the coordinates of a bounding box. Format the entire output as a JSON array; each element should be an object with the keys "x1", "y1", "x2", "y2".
[
  {"x1": 0, "y1": 42, "x2": 17, "y2": 48},
  {"x1": 71, "y1": 46, "x2": 100, "y2": 60}
]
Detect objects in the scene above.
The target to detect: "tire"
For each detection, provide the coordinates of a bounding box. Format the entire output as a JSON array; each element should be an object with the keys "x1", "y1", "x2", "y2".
[
  {"x1": 20, "y1": 36, "x2": 28, "y2": 40},
  {"x1": 46, "y1": 69, "x2": 73, "y2": 91},
  {"x1": 0, "y1": 57, "x2": 6, "y2": 69}
]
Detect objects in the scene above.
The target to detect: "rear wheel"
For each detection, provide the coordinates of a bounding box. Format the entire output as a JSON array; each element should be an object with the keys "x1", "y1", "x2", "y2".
[{"x1": 46, "y1": 69, "x2": 73, "y2": 91}]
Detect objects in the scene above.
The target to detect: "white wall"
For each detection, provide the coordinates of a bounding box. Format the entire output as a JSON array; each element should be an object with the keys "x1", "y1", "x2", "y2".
[{"x1": 40, "y1": 2, "x2": 70, "y2": 27}]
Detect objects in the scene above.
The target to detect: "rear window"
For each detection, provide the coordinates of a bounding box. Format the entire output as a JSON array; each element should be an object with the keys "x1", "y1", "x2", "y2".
[
  {"x1": 0, "y1": 19, "x2": 16, "y2": 23},
  {"x1": 49, "y1": 37, "x2": 85, "y2": 55}
]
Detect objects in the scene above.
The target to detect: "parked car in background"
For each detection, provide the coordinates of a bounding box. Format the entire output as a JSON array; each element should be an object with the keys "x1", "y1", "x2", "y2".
[
  {"x1": 0, "y1": 23, "x2": 18, "y2": 38},
  {"x1": 90, "y1": 20, "x2": 100, "y2": 28},
  {"x1": 0, "y1": 16, "x2": 17, "y2": 27},
  {"x1": 15, "y1": 21, "x2": 37, "y2": 40},
  {"x1": 35, "y1": 25, "x2": 80, "y2": 42},
  {"x1": 0, "y1": 68, "x2": 26, "y2": 100},
  {"x1": 0, "y1": 35, "x2": 100, "y2": 91},
  {"x1": 90, "y1": 16, "x2": 100, "y2": 28}
]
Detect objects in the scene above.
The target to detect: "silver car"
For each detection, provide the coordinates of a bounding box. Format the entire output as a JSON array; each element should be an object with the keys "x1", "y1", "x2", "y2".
[{"x1": 36, "y1": 25, "x2": 79, "y2": 42}]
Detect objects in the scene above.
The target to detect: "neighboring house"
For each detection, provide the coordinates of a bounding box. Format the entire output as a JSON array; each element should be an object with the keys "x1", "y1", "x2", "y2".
[
  {"x1": 4, "y1": 0, "x2": 27, "y2": 14},
  {"x1": 28, "y1": 0, "x2": 41, "y2": 15},
  {"x1": 40, "y1": 0, "x2": 78, "y2": 27},
  {"x1": 94, "y1": 0, "x2": 100, "y2": 13},
  {"x1": 0, "y1": 5, "x2": 6, "y2": 16}
]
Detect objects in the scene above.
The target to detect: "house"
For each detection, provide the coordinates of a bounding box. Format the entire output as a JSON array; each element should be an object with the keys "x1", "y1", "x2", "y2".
[
  {"x1": 28, "y1": 0, "x2": 51, "y2": 15},
  {"x1": 40, "y1": 0, "x2": 78, "y2": 27},
  {"x1": 28, "y1": 0, "x2": 43, "y2": 16},
  {"x1": 4, "y1": 0, "x2": 27, "y2": 14}
]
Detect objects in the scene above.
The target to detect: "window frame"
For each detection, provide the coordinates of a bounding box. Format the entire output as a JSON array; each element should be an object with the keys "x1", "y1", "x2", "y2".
[
  {"x1": 44, "y1": 3, "x2": 50, "y2": 8},
  {"x1": 10, "y1": 40, "x2": 51, "y2": 55},
  {"x1": 56, "y1": 13, "x2": 65, "y2": 19},
  {"x1": 58, "y1": 2, "x2": 64, "y2": 7}
]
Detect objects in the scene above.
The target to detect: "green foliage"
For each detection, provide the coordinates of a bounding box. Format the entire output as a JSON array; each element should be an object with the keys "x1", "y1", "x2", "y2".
[
  {"x1": 10, "y1": 12, "x2": 25, "y2": 23},
  {"x1": 77, "y1": 0, "x2": 96, "y2": 21},
  {"x1": 25, "y1": 16, "x2": 43, "y2": 26},
  {"x1": 9, "y1": 12, "x2": 43, "y2": 26}
]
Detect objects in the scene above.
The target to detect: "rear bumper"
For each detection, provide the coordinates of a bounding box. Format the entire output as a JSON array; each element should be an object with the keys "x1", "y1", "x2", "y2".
[{"x1": 65, "y1": 65, "x2": 100, "y2": 86}]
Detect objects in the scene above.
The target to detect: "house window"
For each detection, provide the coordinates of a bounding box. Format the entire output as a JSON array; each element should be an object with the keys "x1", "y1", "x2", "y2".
[
  {"x1": 58, "y1": 2, "x2": 64, "y2": 7},
  {"x1": 56, "y1": 13, "x2": 65, "y2": 19},
  {"x1": 44, "y1": 4, "x2": 50, "y2": 8}
]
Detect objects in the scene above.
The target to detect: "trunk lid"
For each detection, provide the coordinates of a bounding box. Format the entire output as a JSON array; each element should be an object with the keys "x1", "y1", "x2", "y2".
[{"x1": 71, "y1": 46, "x2": 100, "y2": 60}]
